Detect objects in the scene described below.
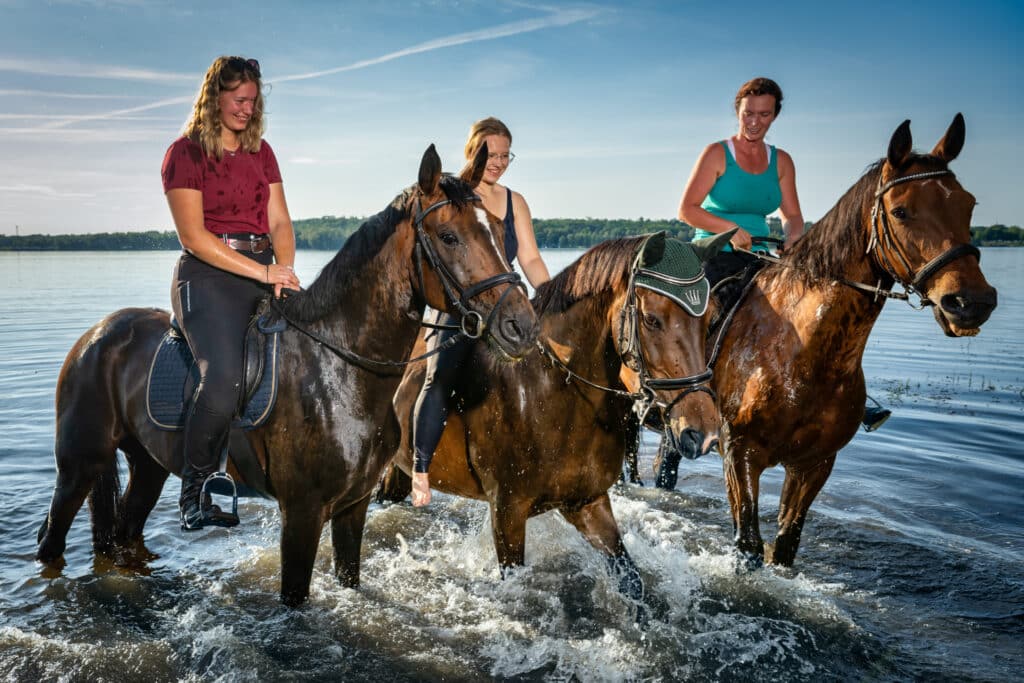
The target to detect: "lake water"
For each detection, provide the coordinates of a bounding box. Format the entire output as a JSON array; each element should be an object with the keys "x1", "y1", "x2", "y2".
[{"x1": 0, "y1": 247, "x2": 1021, "y2": 682}]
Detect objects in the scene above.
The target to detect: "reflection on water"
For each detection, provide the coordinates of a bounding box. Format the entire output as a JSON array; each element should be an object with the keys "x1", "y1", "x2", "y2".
[{"x1": 0, "y1": 248, "x2": 1021, "y2": 681}]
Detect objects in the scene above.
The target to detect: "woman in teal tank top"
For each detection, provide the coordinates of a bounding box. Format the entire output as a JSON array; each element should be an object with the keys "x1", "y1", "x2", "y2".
[
  {"x1": 678, "y1": 77, "x2": 803, "y2": 253},
  {"x1": 674, "y1": 77, "x2": 890, "y2": 434}
]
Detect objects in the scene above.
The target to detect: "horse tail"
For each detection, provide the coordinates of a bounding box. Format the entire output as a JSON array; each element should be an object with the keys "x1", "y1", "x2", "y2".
[{"x1": 87, "y1": 455, "x2": 122, "y2": 554}]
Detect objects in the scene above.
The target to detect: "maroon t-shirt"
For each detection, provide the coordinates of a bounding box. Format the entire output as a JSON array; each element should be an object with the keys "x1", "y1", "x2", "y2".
[{"x1": 161, "y1": 136, "x2": 282, "y2": 236}]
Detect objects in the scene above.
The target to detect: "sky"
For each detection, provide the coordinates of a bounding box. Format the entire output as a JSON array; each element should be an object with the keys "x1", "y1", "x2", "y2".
[{"x1": 1, "y1": 0, "x2": 1021, "y2": 235}]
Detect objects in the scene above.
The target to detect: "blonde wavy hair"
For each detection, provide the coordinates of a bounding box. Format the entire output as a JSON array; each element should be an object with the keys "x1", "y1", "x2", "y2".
[
  {"x1": 183, "y1": 56, "x2": 265, "y2": 160},
  {"x1": 463, "y1": 116, "x2": 513, "y2": 160}
]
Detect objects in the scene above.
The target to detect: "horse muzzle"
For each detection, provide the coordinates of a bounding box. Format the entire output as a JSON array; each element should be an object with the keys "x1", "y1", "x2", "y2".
[
  {"x1": 665, "y1": 425, "x2": 719, "y2": 461},
  {"x1": 934, "y1": 286, "x2": 997, "y2": 337},
  {"x1": 489, "y1": 306, "x2": 539, "y2": 360}
]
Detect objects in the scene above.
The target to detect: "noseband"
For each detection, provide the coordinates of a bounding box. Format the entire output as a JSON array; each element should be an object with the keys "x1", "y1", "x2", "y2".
[
  {"x1": 864, "y1": 169, "x2": 981, "y2": 306},
  {"x1": 412, "y1": 194, "x2": 525, "y2": 338}
]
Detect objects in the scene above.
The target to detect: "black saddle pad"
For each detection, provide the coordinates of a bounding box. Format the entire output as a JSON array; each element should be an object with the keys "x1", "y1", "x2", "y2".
[{"x1": 146, "y1": 319, "x2": 283, "y2": 431}]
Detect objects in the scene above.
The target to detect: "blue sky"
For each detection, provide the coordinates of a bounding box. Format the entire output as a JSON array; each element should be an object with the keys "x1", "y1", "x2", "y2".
[{"x1": 1, "y1": 0, "x2": 1021, "y2": 234}]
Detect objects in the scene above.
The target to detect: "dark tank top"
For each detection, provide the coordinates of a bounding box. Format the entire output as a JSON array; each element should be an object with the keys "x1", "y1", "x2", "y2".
[{"x1": 502, "y1": 187, "x2": 518, "y2": 264}]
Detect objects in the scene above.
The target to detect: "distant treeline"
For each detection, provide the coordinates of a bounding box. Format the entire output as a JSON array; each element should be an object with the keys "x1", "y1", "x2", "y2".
[{"x1": 2, "y1": 219, "x2": 1022, "y2": 251}]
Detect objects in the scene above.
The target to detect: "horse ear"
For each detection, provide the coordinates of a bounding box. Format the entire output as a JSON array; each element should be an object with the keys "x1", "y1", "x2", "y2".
[
  {"x1": 639, "y1": 231, "x2": 666, "y2": 266},
  {"x1": 931, "y1": 113, "x2": 965, "y2": 163},
  {"x1": 459, "y1": 140, "x2": 488, "y2": 187},
  {"x1": 418, "y1": 144, "x2": 442, "y2": 195},
  {"x1": 887, "y1": 120, "x2": 913, "y2": 169},
  {"x1": 689, "y1": 228, "x2": 736, "y2": 263}
]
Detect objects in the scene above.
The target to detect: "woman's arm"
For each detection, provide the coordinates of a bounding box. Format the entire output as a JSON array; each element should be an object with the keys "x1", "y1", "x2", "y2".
[
  {"x1": 677, "y1": 143, "x2": 751, "y2": 250},
  {"x1": 776, "y1": 149, "x2": 805, "y2": 251},
  {"x1": 267, "y1": 182, "x2": 300, "y2": 296},
  {"x1": 166, "y1": 188, "x2": 299, "y2": 292},
  {"x1": 511, "y1": 192, "x2": 551, "y2": 288}
]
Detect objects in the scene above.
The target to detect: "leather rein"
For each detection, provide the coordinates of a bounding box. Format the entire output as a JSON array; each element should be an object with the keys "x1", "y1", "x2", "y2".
[
  {"x1": 271, "y1": 192, "x2": 525, "y2": 375},
  {"x1": 741, "y1": 168, "x2": 981, "y2": 308}
]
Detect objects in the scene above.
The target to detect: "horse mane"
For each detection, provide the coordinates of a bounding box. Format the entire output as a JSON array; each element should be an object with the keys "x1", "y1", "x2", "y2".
[
  {"x1": 284, "y1": 175, "x2": 476, "y2": 322},
  {"x1": 532, "y1": 236, "x2": 645, "y2": 315},
  {"x1": 781, "y1": 153, "x2": 949, "y2": 286}
]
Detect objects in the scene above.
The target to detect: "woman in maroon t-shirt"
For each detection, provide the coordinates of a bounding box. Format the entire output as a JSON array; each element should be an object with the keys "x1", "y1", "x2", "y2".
[{"x1": 161, "y1": 56, "x2": 300, "y2": 531}]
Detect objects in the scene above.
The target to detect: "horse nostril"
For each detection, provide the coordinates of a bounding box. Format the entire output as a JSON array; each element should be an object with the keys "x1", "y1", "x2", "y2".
[{"x1": 502, "y1": 318, "x2": 523, "y2": 343}]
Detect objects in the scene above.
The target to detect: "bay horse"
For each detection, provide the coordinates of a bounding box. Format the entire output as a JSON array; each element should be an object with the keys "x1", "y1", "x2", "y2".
[
  {"x1": 665, "y1": 114, "x2": 997, "y2": 567},
  {"x1": 35, "y1": 144, "x2": 539, "y2": 606},
  {"x1": 376, "y1": 232, "x2": 726, "y2": 603}
]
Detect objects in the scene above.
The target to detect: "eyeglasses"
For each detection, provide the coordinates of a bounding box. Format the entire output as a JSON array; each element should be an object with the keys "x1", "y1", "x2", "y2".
[
  {"x1": 226, "y1": 57, "x2": 260, "y2": 78},
  {"x1": 487, "y1": 152, "x2": 515, "y2": 164}
]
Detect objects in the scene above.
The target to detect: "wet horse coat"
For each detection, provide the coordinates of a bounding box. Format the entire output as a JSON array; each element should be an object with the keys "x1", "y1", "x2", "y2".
[
  {"x1": 36, "y1": 145, "x2": 539, "y2": 605},
  {"x1": 702, "y1": 115, "x2": 997, "y2": 566},
  {"x1": 378, "y1": 233, "x2": 724, "y2": 601}
]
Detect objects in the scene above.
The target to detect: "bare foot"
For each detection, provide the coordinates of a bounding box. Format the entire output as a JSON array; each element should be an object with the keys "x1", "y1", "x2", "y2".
[{"x1": 411, "y1": 472, "x2": 432, "y2": 507}]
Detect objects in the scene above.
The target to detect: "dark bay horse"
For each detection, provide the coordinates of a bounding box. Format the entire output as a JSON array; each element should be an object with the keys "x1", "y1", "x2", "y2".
[
  {"x1": 376, "y1": 232, "x2": 726, "y2": 601},
  {"x1": 674, "y1": 115, "x2": 997, "y2": 567},
  {"x1": 36, "y1": 144, "x2": 539, "y2": 605}
]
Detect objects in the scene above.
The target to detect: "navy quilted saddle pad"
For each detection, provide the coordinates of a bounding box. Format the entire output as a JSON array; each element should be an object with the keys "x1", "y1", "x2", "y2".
[{"x1": 146, "y1": 320, "x2": 283, "y2": 431}]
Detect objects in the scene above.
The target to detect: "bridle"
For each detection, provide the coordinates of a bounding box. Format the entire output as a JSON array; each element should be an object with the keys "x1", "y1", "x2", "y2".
[
  {"x1": 540, "y1": 245, "x2": 714, "y2": 429},
  {"x1": 269, "y1": 190, "x2": 525, "y2": 374},
  {"x1": 616, "y1": 247, "x2": 715, "y2": 423},
  {"x1": 736, "y1": 168, "x2": 981, "y2": 310},
  {"x1": 412, "y1": 193, "x2": 526, "y2": 338},
  {"x1": 856, "y1": 168, "x2": 981, "y2": 307}
]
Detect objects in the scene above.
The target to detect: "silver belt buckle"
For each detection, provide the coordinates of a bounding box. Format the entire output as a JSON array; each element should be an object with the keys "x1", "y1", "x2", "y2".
[{"x1": 251, "y1": 236, "x2": 266, "y2": 254}]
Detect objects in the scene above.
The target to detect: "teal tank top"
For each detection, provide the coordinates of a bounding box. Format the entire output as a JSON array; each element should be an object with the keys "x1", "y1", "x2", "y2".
[{"x1": 694, "y1": 141, "x2": 781, "y2": 252}]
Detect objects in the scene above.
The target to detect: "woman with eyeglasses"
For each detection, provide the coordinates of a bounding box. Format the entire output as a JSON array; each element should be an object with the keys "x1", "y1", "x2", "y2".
[
  {"x1": 410, "y1": 116, "x2": 550, "y2": 507},
  {"x1": 161, "y1": 55, "x2": 300, "y2": 531}
]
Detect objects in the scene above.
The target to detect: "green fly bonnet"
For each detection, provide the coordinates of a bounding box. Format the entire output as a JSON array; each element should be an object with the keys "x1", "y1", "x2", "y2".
[{"x1": 632, "y1": 233, "x2": 711, "y2": 316}]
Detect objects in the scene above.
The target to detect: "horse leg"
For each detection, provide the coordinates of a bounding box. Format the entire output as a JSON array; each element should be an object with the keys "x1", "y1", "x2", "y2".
[
  {"x1": 37, "y1": 423, "x2": 119, "y2": 563},
  {"x1": 771, "y1": 454, "x2": 836, "y2": 567},
  {"x1": 330, "y1": 493, "x2": 373, "y2": 588},
  {"x1": 490, "y1": 498, "x2": 530, "y2": 575},
  {"x1": 373, "y1": 463, "x2": 412, "y2": 504},
  {"x1": 116, "y1": 443, "x2": 170, "y2": 545},
  {"x1": 722, "y1": 449, "x2": 766, "y2": 568},
  {"x1": 560, "y1": 494, "x2": 644, "y2": 606},
  {"x1": 278, "y1": 498, "x2": 327, "y2": 607}
]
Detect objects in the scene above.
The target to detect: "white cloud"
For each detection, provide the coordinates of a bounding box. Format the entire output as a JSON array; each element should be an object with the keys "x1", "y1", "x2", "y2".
[
  {"x1": 0, "y1": 184, "x2": 95, "y2": 199},
  {"x1": 0, "y1": 57, "x2": 195, "y2": 83}
]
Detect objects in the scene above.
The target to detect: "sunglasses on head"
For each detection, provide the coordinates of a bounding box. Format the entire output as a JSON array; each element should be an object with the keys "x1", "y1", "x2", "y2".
[{"x1": 226, "y1": 57, "x2": 260, "y2": 78}]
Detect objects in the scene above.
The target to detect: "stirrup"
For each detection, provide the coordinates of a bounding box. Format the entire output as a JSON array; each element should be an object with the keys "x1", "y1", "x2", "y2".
[
  {"x1": 862, "y1": 396, "x2": 892, "y2": 433},
  {"x1": 194, "y1": 471, "x2": 238, "y2": 528}
]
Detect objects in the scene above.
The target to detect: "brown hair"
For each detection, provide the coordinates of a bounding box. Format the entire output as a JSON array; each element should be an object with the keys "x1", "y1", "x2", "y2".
[
  {"x1": 182, "y1": 56, "x2": 265, "y2": 160},
  {"x1": 464, "y1": 117, "x2": 513, "y2": 160},
  {"x1": 734, "y1": 77, "x2": 783, "y2": 116}
]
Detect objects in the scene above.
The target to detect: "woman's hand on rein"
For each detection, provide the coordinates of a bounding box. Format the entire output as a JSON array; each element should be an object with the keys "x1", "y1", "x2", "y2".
[
  {"x1": 729, "y1": 226, "x2": 753, "y2": 251},
  {"x1": 265, "y1": 263, "x2": 301, "y2": 298}
]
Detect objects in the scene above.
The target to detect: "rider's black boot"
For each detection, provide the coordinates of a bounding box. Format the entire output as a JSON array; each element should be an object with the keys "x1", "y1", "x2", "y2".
[{"x1": 179, "y1": 462, "x2": 239, "y2": 531}]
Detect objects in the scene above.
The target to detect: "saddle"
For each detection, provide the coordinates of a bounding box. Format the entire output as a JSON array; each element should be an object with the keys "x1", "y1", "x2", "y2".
[
  {"x1": 704, "y1": 251, "x2": 766, "y2": 337},
  {"x1": 146, "y1": 298, "x2": 286, "y2": 497}
]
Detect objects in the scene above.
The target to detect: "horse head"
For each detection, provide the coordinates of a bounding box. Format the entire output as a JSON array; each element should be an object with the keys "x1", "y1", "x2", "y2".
[
  {"x1": 874, "y1": 114, "x2": 997, "y2": 336},
  {"x1": 614, "y1": 232, "x2": 725, "y2": 458},
  {"x1": 410, "y1": 143, "x2": 537, "y2": 358}
]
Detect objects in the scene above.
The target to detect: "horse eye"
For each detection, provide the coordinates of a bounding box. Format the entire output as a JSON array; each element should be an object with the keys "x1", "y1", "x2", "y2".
[
  {"x1": 439, "y1": 231, "x2": 459, "y2": 246},
  {"x1": 642, "y1": 313, "x2": 662, "y2": 330},
  {"x1": 891, "y1": 207, "x2": 908, "y2": 220}
]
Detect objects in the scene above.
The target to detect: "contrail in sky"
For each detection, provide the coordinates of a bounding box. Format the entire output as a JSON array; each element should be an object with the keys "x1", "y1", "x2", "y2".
[
  {"x1": 29, "y1": 6, "x2": 600, "y2": 130},
  {"x1": 273, "y1": 8, "x2": 600, "y2": 83}
]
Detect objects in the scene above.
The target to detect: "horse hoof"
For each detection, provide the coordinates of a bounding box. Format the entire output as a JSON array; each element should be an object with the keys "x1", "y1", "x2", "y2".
[
  {"x1": 281, "y1": 591, "x2": 309, "y2": 608},
  {"x1": 734, "y1": 551, "x2": 764, "y2": 573}
]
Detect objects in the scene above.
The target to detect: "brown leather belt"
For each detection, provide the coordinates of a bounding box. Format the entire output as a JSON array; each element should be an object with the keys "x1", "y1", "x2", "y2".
[{"x1": 218, "y1": 233, "x2": 271, "y2": 253}]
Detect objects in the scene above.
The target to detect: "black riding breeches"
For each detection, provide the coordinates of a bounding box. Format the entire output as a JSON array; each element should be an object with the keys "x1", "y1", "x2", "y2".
[
  {"x1": 412, "y1": 313, "x2": 474, "y2": 474},
  {"x1": 171, "y1": 250, "x2": 273, "y2": 472}
]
